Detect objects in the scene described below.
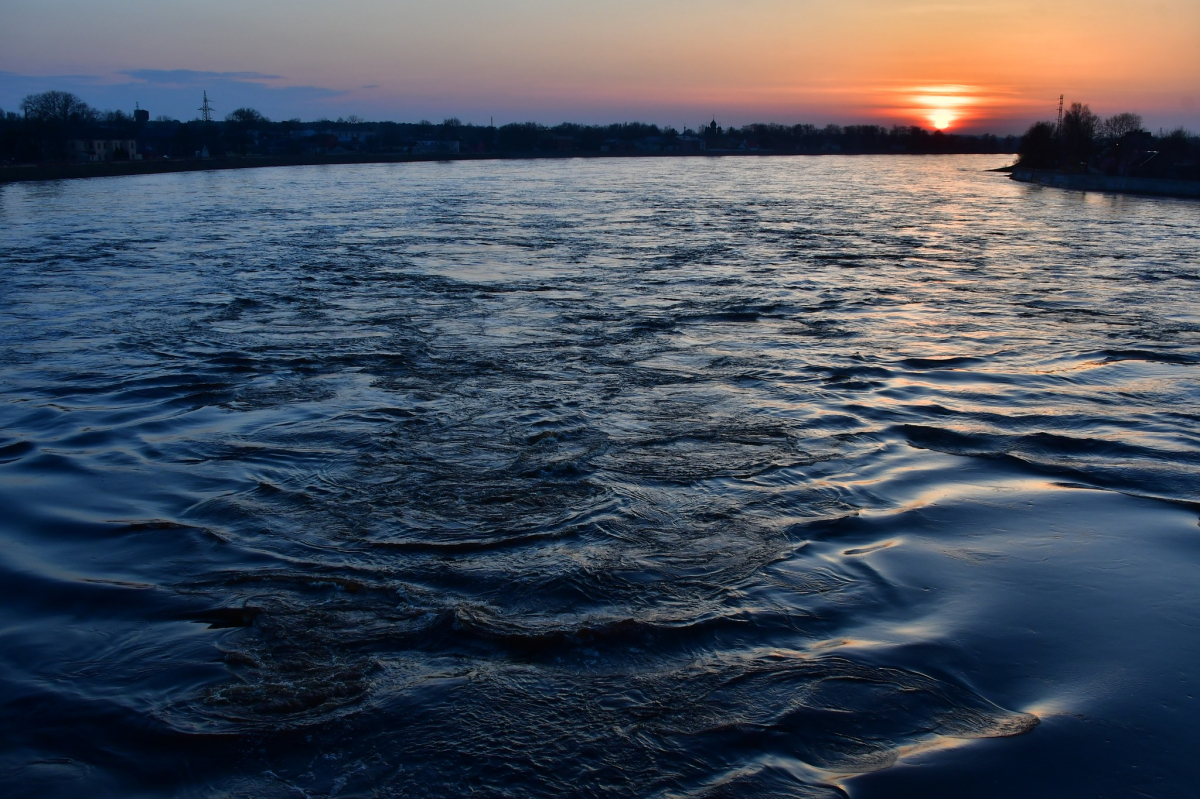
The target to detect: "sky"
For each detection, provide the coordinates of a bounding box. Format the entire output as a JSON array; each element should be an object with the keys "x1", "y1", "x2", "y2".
[{"x1": 1, "y1": 0, "x2": 1197, "y2": 134}]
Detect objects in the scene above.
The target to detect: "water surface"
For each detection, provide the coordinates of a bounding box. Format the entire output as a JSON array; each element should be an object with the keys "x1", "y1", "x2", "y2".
[{"x1": 2, "y1": 156, "x2": 1199, "y2": 797}]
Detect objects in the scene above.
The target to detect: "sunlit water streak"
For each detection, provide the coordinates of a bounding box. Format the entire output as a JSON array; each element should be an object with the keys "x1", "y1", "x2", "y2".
[{"x1": 1, "y1": 156, "x2": 1199, "y2": 798}]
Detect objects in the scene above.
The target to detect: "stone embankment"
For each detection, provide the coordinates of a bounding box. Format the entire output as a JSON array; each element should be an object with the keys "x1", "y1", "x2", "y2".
[{"x1": 1011, "y1": 168, "x2": 1200, "y2": 199}]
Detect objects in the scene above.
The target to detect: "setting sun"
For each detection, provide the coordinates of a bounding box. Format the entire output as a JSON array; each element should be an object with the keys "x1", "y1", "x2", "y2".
[
  {"x1": 929, "y1": 110, "x2": 956, "y2": 130},
  {"x1": 900, "y1": 85, "x2": 981, "y2": 131}
]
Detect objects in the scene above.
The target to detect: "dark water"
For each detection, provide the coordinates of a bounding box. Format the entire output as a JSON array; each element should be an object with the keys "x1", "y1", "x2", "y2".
[{"x1": 1, "y1": 156, "x2": 1199, "y2": 798}]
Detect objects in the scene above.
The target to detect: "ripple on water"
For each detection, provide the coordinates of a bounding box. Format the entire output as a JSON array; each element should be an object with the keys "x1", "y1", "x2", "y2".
[{"x1": 1, "y1": 156, "x2": 1199, "y2": 797}]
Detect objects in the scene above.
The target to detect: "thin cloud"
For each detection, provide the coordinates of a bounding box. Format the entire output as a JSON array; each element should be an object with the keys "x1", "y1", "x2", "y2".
[
  {"x1": 0, "y1": 70, "x2": 116, "y2": 84},
  {"x1": 121, "y1": 69, "x2": 285, "y2": 85},
  {"x1": 0, "y1": 69, "x2": 350, "y2": 121}
]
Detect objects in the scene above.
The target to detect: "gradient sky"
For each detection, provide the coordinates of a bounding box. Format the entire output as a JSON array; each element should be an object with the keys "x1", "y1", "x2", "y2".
[{"x1": 2, "y1": 0, "x2": 1197, "y2": 133}]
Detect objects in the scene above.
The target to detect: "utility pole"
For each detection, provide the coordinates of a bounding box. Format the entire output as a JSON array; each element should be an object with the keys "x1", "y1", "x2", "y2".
[
  {"x1": 199, "y1": 91, "x2": 214, "y2": 124},
  {"x1": 198, "y1": 91, "x2": 215, "y2": 159},
  {"x1": 1055, "y1": 94, "x2": 1064, "y2": 135}
]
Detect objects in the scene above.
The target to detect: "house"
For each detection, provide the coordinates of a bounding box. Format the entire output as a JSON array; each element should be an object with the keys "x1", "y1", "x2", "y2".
[
  {"x1": 635, "y1": 136, "x2": 664, "y2": 153},
  {"x1": 70, "y1": 139, "x2": 138, "y2": 162}
]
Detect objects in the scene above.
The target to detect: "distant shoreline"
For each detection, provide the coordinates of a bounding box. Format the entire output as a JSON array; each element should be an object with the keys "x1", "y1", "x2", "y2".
[{"x1": 0, "y1": 150, "x2": 1015, "y2": 185}]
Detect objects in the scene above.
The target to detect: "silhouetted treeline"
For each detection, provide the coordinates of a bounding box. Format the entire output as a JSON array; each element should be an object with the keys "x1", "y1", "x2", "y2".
[
  {"x1": 1017, "y1": 102, "x2": 1199, "y2": 181},
  {"x1": 0, "y1": 91, "x2": 144, "y2": 162},
  {"x1": 2, "y1": 90, "x2": 1021, "y2": 165}
]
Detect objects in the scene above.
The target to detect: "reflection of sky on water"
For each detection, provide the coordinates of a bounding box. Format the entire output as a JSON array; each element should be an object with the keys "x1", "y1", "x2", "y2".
[{"x1": 1, "y1": 156, "x2": 1198, "y2": 797}]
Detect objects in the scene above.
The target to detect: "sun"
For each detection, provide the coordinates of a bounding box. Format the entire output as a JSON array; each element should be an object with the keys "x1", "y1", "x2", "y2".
[
  {"x1": 897, "y1": 85, "x2": 981, "y2": 131},
  {"x1": 929, "y1": 110, "x2": 956, "y2": 130}
]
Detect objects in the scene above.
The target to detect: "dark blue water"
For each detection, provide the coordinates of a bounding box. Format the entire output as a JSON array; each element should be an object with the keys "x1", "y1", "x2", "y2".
[{"x1": 2, "y1": 156, "x2": 1199, "y2": 798}]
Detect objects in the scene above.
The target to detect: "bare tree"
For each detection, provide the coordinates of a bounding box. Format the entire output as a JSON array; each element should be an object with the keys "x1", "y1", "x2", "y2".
[
  {"x1": 225, "y1": 107, "x2": 268, "y2": 126},
  {"x1": 19, "y1": 91, "x2": 97, "y2": 160},
  {"x1": 224, "y1": 107, "x2": 269, "y2": 155},
  {"x1": 1099, "y1": 112, "x2": 1143, "y2": 139},
  {"x1": 20, "y1": 91, "x2": 95, "y2": 124},
  {"x1": 1061, "y1": 102, "x2": 1099, "y2": 166},
  {"x1": 1062, "y1": 102, "x2": 1098, "y2": 138}
]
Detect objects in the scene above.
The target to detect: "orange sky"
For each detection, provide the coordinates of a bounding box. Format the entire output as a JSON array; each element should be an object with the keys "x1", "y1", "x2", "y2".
[{"x1": 2, "y1": 0, "x2": 1197, "y2": 131}]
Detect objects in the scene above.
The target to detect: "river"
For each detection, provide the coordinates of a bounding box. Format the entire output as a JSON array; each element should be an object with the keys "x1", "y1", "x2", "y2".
[{"x1": 2, "y1": 155, "x2": 1199, "y2": 797}]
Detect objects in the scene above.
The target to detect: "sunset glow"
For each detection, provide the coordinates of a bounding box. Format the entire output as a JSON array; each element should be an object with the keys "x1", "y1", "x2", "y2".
[
  {"x1": 929, "y1": 110, "x2": 955, "y2": 131},
  {"x1": 1, "y1": 0, "x2": 1198, "y2": 130},
  {"x1": 894, "y1": 86, "x2": 986, "y2": 132}
]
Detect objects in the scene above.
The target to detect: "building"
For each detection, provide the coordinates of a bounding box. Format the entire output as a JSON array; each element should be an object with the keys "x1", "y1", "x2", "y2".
[
  {"x1": 69, "y1": 139, "x2": 139, "y2": 162},
  {"x1": 635, "y1": 136, "x2": 664, "y2": 153}
]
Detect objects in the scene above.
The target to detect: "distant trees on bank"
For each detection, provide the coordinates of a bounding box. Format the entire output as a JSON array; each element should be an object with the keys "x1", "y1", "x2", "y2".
[
  {"x1": 2, "y1": 89, "x2": 1024, "y2": 166},
  {"x1": 224, "y1": 107, "x2": 270, "y2": 156},
  {"x1": 1017, "y1": 102, "x2": 1198, "y2": 181},
  {"x1": 21, "y1": 90, "x2": 95, "y2": 126},
  {"x1": 1100, "y1": 112, "x2": 1143, "y2": 140},
  {"x1": 3, "y1": 91, "x2": 98, "y2": 161}
]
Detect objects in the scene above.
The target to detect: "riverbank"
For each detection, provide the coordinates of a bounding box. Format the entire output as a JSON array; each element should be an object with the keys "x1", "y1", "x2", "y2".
[
  {"x1": 1, "y1": 150, "x2": 1017, "y2": 184},
  {"x1": 0, "y1": 152, "x2": 530, "y2": 184},
  {"x1": 1011, "y1": 167, "x2": 1200, "y2": 199}
]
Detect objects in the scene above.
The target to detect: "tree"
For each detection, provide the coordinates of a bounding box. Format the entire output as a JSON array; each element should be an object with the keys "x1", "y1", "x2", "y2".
[
  {"x1": 20, "y1": 91, "x2": 94, "y2": 124},
  {"x1": 224, "y1": 107, "x2": 268, "y2": 155},
  {"x1": 1099, "y1": 112, "x2": 1143, "y2": 140},
  {"x1": 226, "y1": 107, "x2": 268, "y2": 126},
  {"x1": 100, "y1": 109, "x2": 138, "y2": 137},
  {"x1": 1060, "y1": 102, "x2": 1099, "y2": 167},
  {"x1": 1017, "y1": 121, "x2": 1058, "y2": 169},
  {"x1": 498, "y1": 122, "x2": 542, "y2": 152},
  {"x1": 1061, "y1": 102, "x2": 1098, "y2": 138},
  {"x1": 19, "y1": 91, "x2": 97, "y2": 160}
]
